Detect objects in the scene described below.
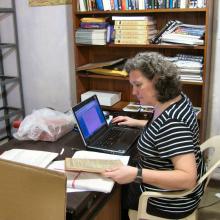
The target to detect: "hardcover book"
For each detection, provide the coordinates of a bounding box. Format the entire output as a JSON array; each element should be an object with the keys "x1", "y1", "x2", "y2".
[
  {"x1": 115, "y1": 29, "x2": 157, "y2": 35},
  {"x1": 65, "y1": 158, "x2": 123, "y2": 173},
  {"x1": 112, "y1": 15, "x2": 154, "y2": 20},
  {"x1": 114, "y1": 38, "x2": 150, "y2": 44},
  {"x1": 114, "y1": 20, "x2": 156, "y2": 26},
  {"x1": 114, "y1": 24, "x2": 156, "y2": 30}
]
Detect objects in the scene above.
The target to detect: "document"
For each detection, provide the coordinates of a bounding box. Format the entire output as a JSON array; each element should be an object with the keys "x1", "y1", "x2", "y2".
[
  {"x1": 0, "y1": 149, "x2": 58, "y2": 168},
  {"x1": 48, "y1": 151, "x2": 130, "y2": 193}
]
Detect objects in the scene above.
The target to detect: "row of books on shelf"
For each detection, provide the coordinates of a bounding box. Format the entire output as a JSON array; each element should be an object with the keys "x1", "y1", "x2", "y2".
[
  {"x1": 75, "y1": 16, "x2": 205, "y2": 46},
  {"x1": 77, "y1": 53, "x2": 203, "y2": 83},
  {"x1": 78, "y1": 0, "x2": 206, "y2": 12}
]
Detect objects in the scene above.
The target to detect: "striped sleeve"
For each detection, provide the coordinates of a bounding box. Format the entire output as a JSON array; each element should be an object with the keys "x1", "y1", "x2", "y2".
[{"x1": 155, "y1": 119, "x2": 194, "y2": 158}]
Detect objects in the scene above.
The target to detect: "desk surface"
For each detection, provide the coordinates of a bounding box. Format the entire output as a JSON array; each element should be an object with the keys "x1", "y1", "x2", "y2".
[
  {"x1": 0, "y1": 131, "x2": 136, "y2": 220},
  {"x1": 0, "y1": 132, "x2": 108, "y2": 219}
]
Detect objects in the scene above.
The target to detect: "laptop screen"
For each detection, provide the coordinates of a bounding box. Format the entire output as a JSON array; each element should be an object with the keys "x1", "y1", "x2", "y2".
[{"x1": 73, "y1": 96, "x2": 106, "y2": 140}]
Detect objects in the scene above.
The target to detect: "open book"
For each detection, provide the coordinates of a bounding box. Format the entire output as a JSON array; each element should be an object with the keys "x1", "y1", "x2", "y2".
[
  {"x1": 48, "y1": 150, "x2": 130, "y2": 193},
  {"x1": 0, "y1": 149, "x2": 58, "y2": 168}
]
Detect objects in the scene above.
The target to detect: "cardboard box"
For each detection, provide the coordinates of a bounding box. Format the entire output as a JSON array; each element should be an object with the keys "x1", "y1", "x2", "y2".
[{"x1": 81, "y1": 90, "x2": 121, "y2": 106}]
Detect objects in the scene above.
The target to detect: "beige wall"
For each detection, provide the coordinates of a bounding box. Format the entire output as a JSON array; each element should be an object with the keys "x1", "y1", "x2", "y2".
[{"x1": 15, "y1": 0, "x2": 76, "y2": 114}]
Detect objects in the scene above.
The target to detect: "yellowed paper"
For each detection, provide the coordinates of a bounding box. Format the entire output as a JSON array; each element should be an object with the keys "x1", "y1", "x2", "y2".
[
  {"x1": 29, "y1": 0, "x2": 72, "y2": 7},
  {"x1": 77, "y1": 58, "x2": 125, "y2": 71},
  {"x1": 65, "y1": 158, "x2": 123, "y2": 173}
]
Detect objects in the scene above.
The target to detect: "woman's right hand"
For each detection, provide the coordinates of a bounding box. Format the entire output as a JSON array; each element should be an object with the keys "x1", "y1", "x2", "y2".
[{"x1": 111, "y1": 116, "x2": 147, "y2": 128}]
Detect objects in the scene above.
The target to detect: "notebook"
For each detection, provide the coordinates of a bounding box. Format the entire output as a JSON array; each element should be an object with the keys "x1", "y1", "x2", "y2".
[{"x1": 72, "y1": 95, "x2": 140, "y2": 155}]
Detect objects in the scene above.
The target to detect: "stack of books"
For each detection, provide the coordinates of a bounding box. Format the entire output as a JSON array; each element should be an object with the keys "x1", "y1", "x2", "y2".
[
  {"x1": 165, "y1": 54, "x2": 203, "y2": 83},
  {"x1": 75, "y1": 17, "x2": 108, "y2": 45},
  {"x1": 152, "y1": 20, "x2": 205, "y2": 46},
  {"x1": 161, "y1": 23, "x2": 205, "y2": 45},
  {"x1": 112, "y1": 16, "x2": 157, "y2": 45},
  {"x1": 173, "y1": 54, "x2": 203, "y2": 82}
]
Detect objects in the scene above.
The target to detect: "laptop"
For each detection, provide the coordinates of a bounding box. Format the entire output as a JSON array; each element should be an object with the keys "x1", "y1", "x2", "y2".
[{"x1": 72, "y1": 95, "x2": 140, "y2": 155}]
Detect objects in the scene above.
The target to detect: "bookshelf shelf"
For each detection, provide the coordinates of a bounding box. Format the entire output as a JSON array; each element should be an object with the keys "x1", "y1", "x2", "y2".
[
  {"x1": 76, "y1": 43, "x2": 205, "y2": 50},
  {"x1": 72, "y1": 0, "x2": 213, "y2": 142}
]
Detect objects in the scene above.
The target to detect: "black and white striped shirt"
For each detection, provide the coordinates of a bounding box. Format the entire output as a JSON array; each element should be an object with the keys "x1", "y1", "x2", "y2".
[{"x1": 137, "y1": 93, "x2": 205, "y2": 216}]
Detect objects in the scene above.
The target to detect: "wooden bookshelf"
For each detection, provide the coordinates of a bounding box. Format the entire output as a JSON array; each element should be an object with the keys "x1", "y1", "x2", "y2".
[{"x1": 72, "y1": 1, "x2": 214, "y2": 142}]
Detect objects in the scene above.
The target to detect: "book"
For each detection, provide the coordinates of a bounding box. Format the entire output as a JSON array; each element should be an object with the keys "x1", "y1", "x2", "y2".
[
  {"x1": 114, "y1": 24, "x2": 156, "y2": 30},
  {"x1": 161, "y1": 33, "x2": 204, "y2": 45},
  {"x1": 110, "y1": 0, "x2": 115, "y2": 9},
  {"x1": 160, "y1": 23, "x2": 205, "y2": 45},
  {"x1": 180, "y1": 77, "x2": 203, "y2": 83},
  {"x1": 176, "y1": 54, "x2": 204, "y2": 63},
  {"x1": 103, "y1": 0, "x2": 111, "y2": 10},
  {"x1": 174, "y1": 60, "x2": 203, "y2": 69},
  {"x1": 114, "y1": 38, "x2": 150, "y2": 45},
  {"x1": 112, "y1": 15, "x2": 154, "y2": 21},
  {"x1": 80, "y1": 17, "x2": 106, "y2": 23},
  {"x1": 172, "y1": 25, "x2": 205, "y2": 38},
  {"x1": 114, "y1": 20, "x2": 156, "y2": 26},
  {"x1": 75, "y1": 28, "x2": 107, "y2": 45},
  {"x1": 121, "y1": 0, "x2": 126, "y2": 10},
  {"x1": 118, "y1": 0, "x2": 122, "y2": 10},
  {"x1": 115, "y1": 33, "x2": 155, "y2": 40},
  {"x1": 180, "y1": 70, "x2": 202, "y2": 75},
  {"x1": 75, "y1": 39, "x2": 107, "y2": 45},
  {"x1": 80, "y1": 22, "x2": 109, "y2": 29},
  {"x1": 156, "y1": 0, "x2": 166, "y2": 8},
  {"x1": 0, "y1": 149, "x2": 58, "y2": 168},
  {"x1": 95, "y1": 0, "x2": 104, "y2": 10},
  {"x1": 65, "y1": 158, "x2": 123, "y2": 173},
  {"x1": 151, "y1": 20, "x2": 182, "y2": 44},
  {"x1": 79, "y1": 0, "x2": 87, "y2": 11},
  {"x1": 114, "y1": 0, "x2": 119, "y2": 10},
  {"x1": 138, "y1": 0, "x2": 145, "y2": 9},
  {"x1": 115, "y1": 29, "x2": 157, "y2": 35},
  {"x1": 107, "y1": 24, "x2": 114, "y2": 42}
]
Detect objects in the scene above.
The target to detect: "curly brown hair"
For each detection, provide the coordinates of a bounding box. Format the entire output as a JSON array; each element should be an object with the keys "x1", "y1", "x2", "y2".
[{"x1": 124, "y1": 52, "x2": 182, "y2": 103}]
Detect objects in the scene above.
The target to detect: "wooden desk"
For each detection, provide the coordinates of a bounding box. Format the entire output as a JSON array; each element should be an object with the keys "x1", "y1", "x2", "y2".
[{"x1": 0, "y1": 132, "x2": 122, "y2": 220}]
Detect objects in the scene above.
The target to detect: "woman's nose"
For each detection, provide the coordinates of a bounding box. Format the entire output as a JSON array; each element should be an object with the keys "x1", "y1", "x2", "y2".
[{"x1": 132, "y1": 87, "x2": 137, "y2": 95}]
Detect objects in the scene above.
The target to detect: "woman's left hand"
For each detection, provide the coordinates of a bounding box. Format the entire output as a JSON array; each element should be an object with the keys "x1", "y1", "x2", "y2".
[{"x1": 102, "y1": 165, "x2": 137, "y2": 184}]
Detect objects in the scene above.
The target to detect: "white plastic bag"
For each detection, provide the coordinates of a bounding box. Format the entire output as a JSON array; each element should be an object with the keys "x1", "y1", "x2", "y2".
[{"x1": 13, "y1": 108, "x2": 75, "y2": 142}]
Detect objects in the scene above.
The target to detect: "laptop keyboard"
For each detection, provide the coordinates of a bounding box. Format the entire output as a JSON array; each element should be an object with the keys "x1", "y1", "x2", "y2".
[{"x1": 94, "y1": 129, "x2": 124, "y2": 148}]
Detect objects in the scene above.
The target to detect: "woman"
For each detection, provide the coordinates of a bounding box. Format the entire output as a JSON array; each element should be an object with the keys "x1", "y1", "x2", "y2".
[{"x1": 103, "y1": 52, "x2": 205, "y2": 219}]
